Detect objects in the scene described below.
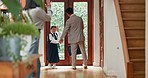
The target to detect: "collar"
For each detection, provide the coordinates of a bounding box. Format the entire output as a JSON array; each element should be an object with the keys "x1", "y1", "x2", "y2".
[{"x1": 70, "y1": 14, "x2": 75, "y2": 17}]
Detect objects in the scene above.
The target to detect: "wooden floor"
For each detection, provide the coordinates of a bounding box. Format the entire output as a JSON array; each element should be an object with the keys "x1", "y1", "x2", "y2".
[{"x1": 41, "y1": 66, "x2": 106, "y2": 78}]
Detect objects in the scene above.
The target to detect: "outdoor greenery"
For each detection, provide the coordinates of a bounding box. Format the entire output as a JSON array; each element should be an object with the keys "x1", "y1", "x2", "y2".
[
  {"x1": 51, "y1": 2, "x2": 65, "y2": 60},
  {"x1": 51, "y1": 2, "x2": 88, "y2": 60},
  {"x1": 74, "y1": 2, "x2": 88, "y2": 59}
]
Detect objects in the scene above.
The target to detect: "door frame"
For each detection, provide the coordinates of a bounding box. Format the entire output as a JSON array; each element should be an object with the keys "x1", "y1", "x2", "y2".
[
  {"x1": 44, "y1": 0, "x2": 94, "y2": 66},
  {"x1": 99, "y1": 0, "x2": 104, "y2": 67}
]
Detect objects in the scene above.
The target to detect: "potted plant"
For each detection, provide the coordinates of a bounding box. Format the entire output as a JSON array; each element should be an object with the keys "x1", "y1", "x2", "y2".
[
  {"x1": 0, "y1": 22, "x2": 39, "y2": 62},
  {"x1": 0, "y1": 0, "x2": 40, "y2": 62}
]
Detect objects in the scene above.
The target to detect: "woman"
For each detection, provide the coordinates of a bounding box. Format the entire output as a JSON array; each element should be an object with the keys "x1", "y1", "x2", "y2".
[{"x1": 22, "y1": 0, "x2": 52, "y2": 78}]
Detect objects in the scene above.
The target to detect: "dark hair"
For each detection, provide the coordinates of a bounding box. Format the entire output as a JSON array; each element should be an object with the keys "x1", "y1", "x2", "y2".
[
  {"x1": 65, "y1": 8, "x2": 73, "y2": 14},
  {"x1": 51, "y1": 26, "x2": 57, "y2": 29},
  {"x1": 23, "y1": 0, "x2": 40, "y2": 10}
]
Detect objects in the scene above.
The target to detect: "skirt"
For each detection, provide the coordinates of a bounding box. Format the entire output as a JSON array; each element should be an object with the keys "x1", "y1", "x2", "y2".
[{"x1": 47, "y1": 43, "x2": 60, "y2": 63}]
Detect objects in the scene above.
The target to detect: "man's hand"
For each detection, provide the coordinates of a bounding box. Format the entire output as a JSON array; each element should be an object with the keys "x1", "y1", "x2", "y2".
[{"x1": 59, "y1": 39, "x2": 63, "y2": 44}]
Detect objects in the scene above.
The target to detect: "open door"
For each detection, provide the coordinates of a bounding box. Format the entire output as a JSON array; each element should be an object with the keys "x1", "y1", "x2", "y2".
[{"x1": 44, "y1": 0, "x2": 94, "y2": 66}]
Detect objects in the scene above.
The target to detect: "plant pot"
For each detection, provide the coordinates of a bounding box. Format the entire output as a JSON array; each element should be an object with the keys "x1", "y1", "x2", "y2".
[{"x1": 0, "y1": 37, "x2": 21, "y2": 61}]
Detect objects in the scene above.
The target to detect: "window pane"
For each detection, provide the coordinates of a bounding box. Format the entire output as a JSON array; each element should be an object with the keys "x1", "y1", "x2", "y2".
[
  {"x1": 74, "y1": 2, "x2": 88, "y2": 59},
  {"x1": 51, "y1": 2, "x2": 65, "y2": 60}
]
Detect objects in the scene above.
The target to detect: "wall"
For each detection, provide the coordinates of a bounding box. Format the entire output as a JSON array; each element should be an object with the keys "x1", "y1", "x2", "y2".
[
  {"x1": 104, "y1": 0, "x2": 126, "y2": 78},
  {"x1": 38, "y1": 30, "x2": 45, "y2": 66},
  {"x1": 146, "y1": 0, "x2": 148, "y2": 78},
  {"x1": 93, "y1": 0, "x2": 100, "y2": 67}
]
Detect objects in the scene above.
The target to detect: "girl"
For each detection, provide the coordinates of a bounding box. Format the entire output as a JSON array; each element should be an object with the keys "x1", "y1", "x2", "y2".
[{"x1": 47, "y1": 26, "x2": 60, "y2": 69}]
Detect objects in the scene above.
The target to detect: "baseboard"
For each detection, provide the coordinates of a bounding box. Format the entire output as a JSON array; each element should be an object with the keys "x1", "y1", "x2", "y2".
[
  {"x1": 41, "y1": 62, "x2": 45, "y2": 67},
  {"x1": 93, "y1": 62, "x2": 100, "y2": 67},
  {"x1": 103, "y1": 67, "x2": 117, "y2": 78}
]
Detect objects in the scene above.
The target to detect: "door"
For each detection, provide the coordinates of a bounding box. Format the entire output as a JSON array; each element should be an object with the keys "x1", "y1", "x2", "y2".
[{"x1": 44, "y1": 0, "x2": 94, "y2": 66}]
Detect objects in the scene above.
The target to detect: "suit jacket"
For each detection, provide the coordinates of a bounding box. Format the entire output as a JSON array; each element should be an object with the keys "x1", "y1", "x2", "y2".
[{"x1": 60, "y1": 14, "x2": 85, "y2": 43}]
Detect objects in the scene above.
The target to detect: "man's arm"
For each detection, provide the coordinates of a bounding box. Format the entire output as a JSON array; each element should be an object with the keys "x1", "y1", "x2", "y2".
[
  {"x1": 81, "y1": 18, "x2": 84, "y2": 29},
  {"x1": 60, "y1": 20, "x2": 71, "y2": 41}
]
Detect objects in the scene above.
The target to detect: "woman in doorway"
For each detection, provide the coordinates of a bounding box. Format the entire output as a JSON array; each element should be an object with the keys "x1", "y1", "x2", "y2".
[
  {"x1": 47, "y1": 26, "x2": 60, "y2": 69},
  {"x1": 22, "y1": 0, "x2": 52, "y2": 78}
]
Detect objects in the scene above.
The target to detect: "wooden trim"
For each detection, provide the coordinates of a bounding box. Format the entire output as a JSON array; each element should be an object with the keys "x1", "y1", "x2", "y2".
[
  {"x1": 44, "y1": 0, "x2": 50, "y2": 66},
  {"x1": 88, "y1": 0, "x2": 94, "y2": 65},
  {"x1": 73, "y1": 0, "x2": 90, "y2": 2},
  {"x1": 127, "y1": 62, "x2": 134, "y2": 78},
  {"x1": 114, "y1": 0, "x2": 130, "y2": 67},
  {"x1": 99, "y1": 0, "x2": 104, "y2": 67},
  {"x1": 51, "y1": 0, "x2": 65, "y2": 2}
]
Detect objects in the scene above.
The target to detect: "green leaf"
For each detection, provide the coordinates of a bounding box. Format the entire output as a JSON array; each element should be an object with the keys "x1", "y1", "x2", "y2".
[
  {"x1": 2, "y1": 22, "x2": 39, "y2": 37},
  {"x1": 34, "y1": 0, "x2": 44, "y2": 9},
  {"x1": 1, "y1": 0, "x2": 21, "y2": 19},
  {"x1": 0, "y1": 10, "x2": 1, "y2": 24},
  {"x1": 0, "y1": 27, "x2": 3, "y2": 33}
]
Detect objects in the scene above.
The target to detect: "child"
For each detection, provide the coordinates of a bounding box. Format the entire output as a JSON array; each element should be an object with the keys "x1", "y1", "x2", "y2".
[{"x1": 47, "y1": 26, "x2": 60, "y2": 69}]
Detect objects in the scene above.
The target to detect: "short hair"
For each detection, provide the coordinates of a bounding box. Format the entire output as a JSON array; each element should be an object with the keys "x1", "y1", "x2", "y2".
[
  {"x1": 51, "y1": 26, "x2": 57, "y2": 29},
  {"x1": 65, "y1": 8, "x2": 73, "y2": 14}
]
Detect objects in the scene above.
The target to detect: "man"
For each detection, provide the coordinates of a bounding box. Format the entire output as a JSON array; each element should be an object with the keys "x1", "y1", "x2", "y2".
[{"x1": 59, "y1": 8, "x2": 87, "y2": 70}]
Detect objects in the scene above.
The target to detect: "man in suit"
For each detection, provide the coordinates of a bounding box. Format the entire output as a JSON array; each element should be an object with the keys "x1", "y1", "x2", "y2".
[{"x1": 59, "y1": 8, "x2": 87, "y2": 70}]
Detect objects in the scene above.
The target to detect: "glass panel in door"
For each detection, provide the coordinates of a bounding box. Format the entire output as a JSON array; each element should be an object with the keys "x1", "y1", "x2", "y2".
[
  {"x1": 50, "y1": 2, "x2": 65, "y2": 60},
  {"x1": 74, "y1": 2, "x2": 88, "y2": 60}
]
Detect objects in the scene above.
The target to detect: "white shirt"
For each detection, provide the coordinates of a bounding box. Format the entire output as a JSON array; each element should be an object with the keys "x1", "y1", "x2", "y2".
[
  {"x1": 49, "y1": 32, "x2": 61, "y2": 44},
  {"x1": 70, "y1": 14, "x2": 75, "y2": 17},
  {"x1": 23, "y1": 7, "x2": 52, "y2": 29}
]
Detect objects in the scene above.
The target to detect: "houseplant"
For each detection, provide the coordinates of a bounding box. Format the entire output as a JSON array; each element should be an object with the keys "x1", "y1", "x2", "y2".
[
  {"x1": 0, "y1": 0, "x2": 40, "y2": 62},
  {"x1": 0, "y1": 22, "x2": 39, "y2": 62}
]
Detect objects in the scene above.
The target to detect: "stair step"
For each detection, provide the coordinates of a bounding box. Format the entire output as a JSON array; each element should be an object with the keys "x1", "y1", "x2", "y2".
[
  {"x1": 126, "y1": 37, "x2": 145, "y2": 39},
  {"x1": 123, "y1": 18, "x2": 145, "y2": 21},
  {"x1": 121, "y1": 10, "x2": 145, "y2": 13},
  {"x1": 119, "y1": 2, "x2": 145, "y2": 5},
  {"x1": 124, "y1": 27, "x2": 145, "y2": 30},
  {"x1": 128, "y1": 47, "x2": 145, "y2": 50},
  {"x1": 134, "y1": 71, "x2": 145, "y2": 75},
  {"x1": 130, "y1": 59, "x2": 145, "y2": 62}
]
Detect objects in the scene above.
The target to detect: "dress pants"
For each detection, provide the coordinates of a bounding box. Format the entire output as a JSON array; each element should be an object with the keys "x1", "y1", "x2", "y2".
[{"x1": 71, "y1": 41, "x2": 87, "y2": 68}]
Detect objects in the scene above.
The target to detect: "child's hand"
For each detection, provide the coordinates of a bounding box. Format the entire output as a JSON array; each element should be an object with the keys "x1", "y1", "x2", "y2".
[{"x1": 59, "y1": 39, "x2": 63, "y2": 44}]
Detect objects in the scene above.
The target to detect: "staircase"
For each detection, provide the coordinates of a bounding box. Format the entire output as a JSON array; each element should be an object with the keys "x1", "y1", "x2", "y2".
[{"x1": 114, "y1": 0, "x2": 145, "y2": 78}]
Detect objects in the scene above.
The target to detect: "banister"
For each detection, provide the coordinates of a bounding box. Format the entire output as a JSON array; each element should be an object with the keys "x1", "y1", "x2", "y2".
[
  {"x1": 114, "y1": 0, "x2": 130, "y2": 67},
  {"x1": 127, "y1": 62, "x2": 134, "y2": 78}
]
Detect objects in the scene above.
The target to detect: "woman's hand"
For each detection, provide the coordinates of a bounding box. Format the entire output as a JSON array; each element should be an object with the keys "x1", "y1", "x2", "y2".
[{"x1": 46, "y1": 0, "x2": 51, "y2": 7}]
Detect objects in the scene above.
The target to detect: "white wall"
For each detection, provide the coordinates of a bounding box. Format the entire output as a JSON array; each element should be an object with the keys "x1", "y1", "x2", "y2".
[
  {"x1": 93, "y1": 0, "x2": 100, "y2": 67},
  {"x1": 146, "y1": 0, "x2": 148, "y2": 78},
  {"x1": 104, "y1": 0, "x2": 126, "y2": 78},
  {"x1": 39, "y1": 30, "x2": 45, "y2": 66}
]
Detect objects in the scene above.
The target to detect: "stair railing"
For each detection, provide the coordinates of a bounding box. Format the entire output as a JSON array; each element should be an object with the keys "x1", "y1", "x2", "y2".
[{"x1": 114, "y1": 0, "x2": 134, "y2": 77}]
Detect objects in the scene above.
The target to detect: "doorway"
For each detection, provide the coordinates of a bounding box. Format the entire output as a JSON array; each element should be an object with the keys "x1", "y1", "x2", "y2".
[{"x1": 44, "y1": 0, "x2": 94, "y2": 66}]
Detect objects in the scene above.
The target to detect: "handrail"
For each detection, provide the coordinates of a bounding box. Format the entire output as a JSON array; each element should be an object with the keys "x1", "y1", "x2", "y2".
[
  {"x1": 114, "y1": 0, "x2": 130, "y2": 67},
  {"x1": 127, "y1": 62, "x2": 134, "y2": 78}
]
